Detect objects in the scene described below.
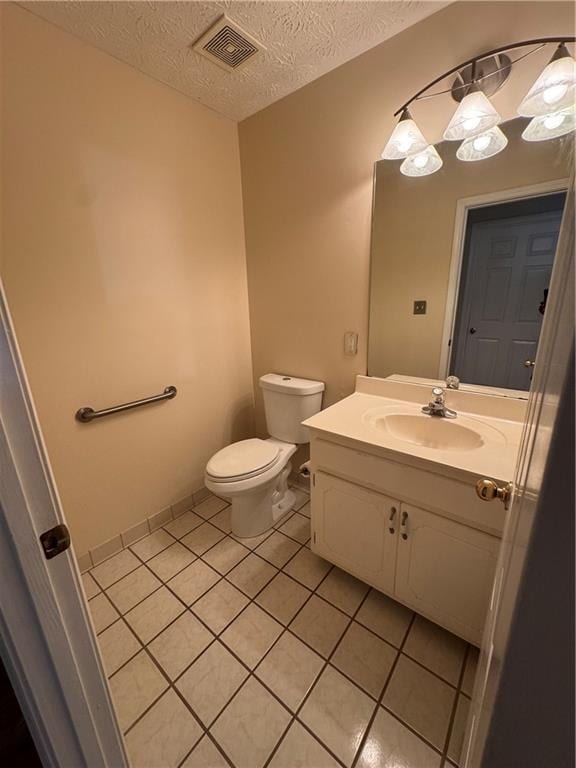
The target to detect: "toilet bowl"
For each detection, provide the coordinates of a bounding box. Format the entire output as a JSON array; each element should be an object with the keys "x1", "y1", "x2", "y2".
[
  {"x1": 205, "y1": 438, "x2": 297, "y2": 538},
  {"x1": 205, "y1": 374, "x2": 324, "y2": 538}
]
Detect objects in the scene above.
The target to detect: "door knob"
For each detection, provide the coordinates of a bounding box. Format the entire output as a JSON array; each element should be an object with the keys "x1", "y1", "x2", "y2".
[
  {"x1": 475, "y1": 479, "x2": 513, "y2": 509},
  {"x1": 524, "y1": 359, "x2": 535, "y2": 368},
  {"x1": 469, "y1": 327, "x2": 477, "y2": 335}
]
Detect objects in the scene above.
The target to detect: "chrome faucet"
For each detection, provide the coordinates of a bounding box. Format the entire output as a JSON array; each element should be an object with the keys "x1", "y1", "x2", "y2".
[
  {"x1": 422, "y1": 387, "x2": 457, "y2": 418},
  {"x1": 446, "y1": 375, "x2": 460, "y2": 390}
]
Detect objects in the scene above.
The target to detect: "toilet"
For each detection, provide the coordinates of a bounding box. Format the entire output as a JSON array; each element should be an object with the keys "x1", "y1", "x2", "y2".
[{"x1": 205, "y1": 374, "x2": 324, "y2": 538}]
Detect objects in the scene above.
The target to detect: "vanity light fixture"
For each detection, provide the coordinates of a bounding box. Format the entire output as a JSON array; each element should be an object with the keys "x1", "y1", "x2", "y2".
[
  {"x1": 522, "y1": 108, "x2": 576, "y2": 141},
  {"x1": 456, "y1": 125, "x2": 508, "y2": 161},
  {"x1": 400, "y1": 145, "x2": 443, "y2": 177},
  {"x1": 517, "y1": 43, "x2": 576, "y2": 116},
  {"x1": 380, "y1": 37, "x2": 575, "y2": 174},
  {"x1": 381, "y1": 108, "x2": 429, "y2": 159},
  {"x1": 443, "y1": 83, "x2": 501, "y2": 141}
]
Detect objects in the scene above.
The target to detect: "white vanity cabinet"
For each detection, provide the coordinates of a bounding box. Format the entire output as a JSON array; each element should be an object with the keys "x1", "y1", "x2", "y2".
[
  {"x1": 312, "y1": 471, "x2": 398, "y2": 594},
  {"x1": 310, "y1": 438, "x2": 502, "y2": 646},
  {"x1": 394, "y1": 504, "x2": 500, "y2": 643}
]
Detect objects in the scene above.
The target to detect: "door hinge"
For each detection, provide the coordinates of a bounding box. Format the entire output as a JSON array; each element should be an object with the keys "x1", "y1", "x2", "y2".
[
  {"x1": 40, "y1": 524, "x2": 71, "y2": 560},
  {"x1": 312, "y1": 473, "x2": 315, "y2": 487},
  {"x1": 313, "y1": 531, "x2": 317, "y2": 544}
]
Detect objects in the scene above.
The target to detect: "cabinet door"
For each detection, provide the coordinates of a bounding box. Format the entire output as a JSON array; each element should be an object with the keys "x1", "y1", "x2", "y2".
[
  {"x1": 395, "y1": 504, "x2": 500, "y2": 644},
  {"x1": 312, "y1": 472, "x2": 398, "y2": 594}
]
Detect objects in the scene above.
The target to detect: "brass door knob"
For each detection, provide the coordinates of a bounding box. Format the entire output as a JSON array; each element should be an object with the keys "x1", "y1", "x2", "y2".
[
  {"x1": 524, "y1": 359, "x2": 535, "y2": 368},
  {"x1": 475, "y1": 479, "x2": 513, "y2": 509}
]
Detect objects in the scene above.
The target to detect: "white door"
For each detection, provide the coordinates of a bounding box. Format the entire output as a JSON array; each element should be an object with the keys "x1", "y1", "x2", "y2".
[
  {"x1": 452, "y1": 197, "x2": 564, "y2": 389},
  {"x1": 312, "y1": 472, "x2": 398, "y2": 594},
  {"x1": 395, "y1": 504, "x2": 500, "y2": 645},
  {"x1": 0, "y1": 285, "x2": 127, "y2": 767},
  {"x1": 463, "y1": 182, "x2": 574, "y2": 767}
]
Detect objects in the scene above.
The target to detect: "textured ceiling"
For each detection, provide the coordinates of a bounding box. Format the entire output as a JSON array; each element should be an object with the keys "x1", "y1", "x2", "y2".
[{"x1": 21, "y1": 1, "x2": 449, "y2": 120}]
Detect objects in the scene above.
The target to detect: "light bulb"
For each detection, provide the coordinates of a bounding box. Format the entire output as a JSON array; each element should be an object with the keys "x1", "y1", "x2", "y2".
[
  {"x1": 381, "y1": 109, "x2": 429, "y2": 160},
  {"x1": 457, "y1": 126, "x2": 508, "y2": 161},
  {"x1": 444, "y1": 89, "x2": 501, "y2": 141},
  {"x1": 518, "y1": 44, "x2": 576, "y2": 117},
  {"x1": 463, "y1": 116, "x2": 481, "y2": 132},
  {"x1": 543, "y1": 113, "x2": 566, "y2": 130},
  {"x1": 522, "y1": 108, "x2": 575, "y2": 141},
  {"x1": 400, "y1": 145, "x2": 443, "y2": 177},
  {"x1": 473, "y1": 134, "x2": 492, "y2": 152},
  {"x1": 396, "y1": 135, "x2": 415, "y2": 153},
  {"x1": 543, "y1": 82, "x2": 568, "y2": 105}
]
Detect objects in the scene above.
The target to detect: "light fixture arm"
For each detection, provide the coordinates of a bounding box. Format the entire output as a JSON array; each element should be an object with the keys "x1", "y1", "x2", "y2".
[{"x1": 393, "y1": 37, "x2": 576, "y2": 117}]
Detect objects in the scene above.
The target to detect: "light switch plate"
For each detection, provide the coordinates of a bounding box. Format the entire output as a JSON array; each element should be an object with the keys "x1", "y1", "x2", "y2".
[
  {"x1": 344, "y1": 332, "x2": 358, "y2": 356},
  {"x1": 413, "y1": 300, "x2": 427, "y2": 315}
]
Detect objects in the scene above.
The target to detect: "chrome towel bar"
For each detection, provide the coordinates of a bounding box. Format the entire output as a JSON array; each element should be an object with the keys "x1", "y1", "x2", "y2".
[{"x1": 75, "y1": 386, "x2": 177, "y2": 423}]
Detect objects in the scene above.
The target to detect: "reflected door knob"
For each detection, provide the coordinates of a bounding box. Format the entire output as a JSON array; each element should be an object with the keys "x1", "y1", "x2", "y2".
[
  {"x1": 469, "y1": 327, "x2": 477, "y2": 335},
  {"x1": 524, "y1": 360, "x2": 535, "y2": 368},
  {"x1": 475, "y1": 479, "x2": 513, "y2": 509}
]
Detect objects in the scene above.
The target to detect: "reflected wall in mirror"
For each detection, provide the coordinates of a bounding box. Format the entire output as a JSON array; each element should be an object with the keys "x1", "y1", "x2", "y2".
[{"x1": 368, "y1": 117, "x2": 573, "y2": 392}]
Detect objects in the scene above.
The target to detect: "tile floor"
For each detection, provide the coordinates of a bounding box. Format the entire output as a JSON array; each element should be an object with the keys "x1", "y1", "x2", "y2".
[{"x1": 83, "y1": 490, "x2": 479, "y2": 768}]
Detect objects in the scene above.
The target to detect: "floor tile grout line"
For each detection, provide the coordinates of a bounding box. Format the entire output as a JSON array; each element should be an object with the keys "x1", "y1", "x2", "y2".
[
  {"x1": 90, "y1": 490, "x2": 464, "y2": 768},
  {"x1": 89, "y1": 531, "x2": 179, "y2": 592},
  {"x1": 158, "y1": 544, "x2": 342, "y2": 768},
  {"x1": 164, "y1": 536, "x2": 335, "y2": 690},
  {"x1": 350, "y1": 612, "x2": 418, "y2": 768},
  {"x1": 195, "y1": 529, "x2": 467, "y2": 695},
  {"x1": 106, "y1": 521, "x2": 413, "y2": 708},
  {"x1": 90, "y1": 588, "x2": 123, "y2": 633},
  {"x1": 121, "y1": 640, "x2": 208, "y2": 758},
  {"x1": 176, "y1": 730, "x2": 235, "y2": 768},
  {"x1": 395, "y1": 647, "x2": 465, "y2": 692},
  {"x1": 99, "y1": 526, "x2": 461, "y2": 706},
  {"x1": 264, "y1": 582, "x2": 377, "y2": 768},
  {"x1": 98, "y1": 614, "x2": 145, "y2": 677},
  {"x1": 105, "y1": 576, "x2": 445, "y2": 767},
  {"x1": 379, "y1": 702, "x2": 445, "y2": 761},
  {"x1": 440, "y1": 643, "x2": 471, "y2": 766}
]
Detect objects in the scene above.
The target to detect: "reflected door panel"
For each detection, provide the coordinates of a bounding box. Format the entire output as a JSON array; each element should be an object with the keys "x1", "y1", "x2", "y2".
[{"x1": 451, "y1": 206, "x2": 562, "y2": 390}]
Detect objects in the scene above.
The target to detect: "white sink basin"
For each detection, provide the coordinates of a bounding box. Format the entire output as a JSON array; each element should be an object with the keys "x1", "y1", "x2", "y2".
[{"x1": 373, "y1": 413, "x2": 484, "y2": 451}]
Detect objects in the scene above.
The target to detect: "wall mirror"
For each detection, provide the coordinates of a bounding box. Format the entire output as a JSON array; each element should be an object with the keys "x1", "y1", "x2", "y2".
[{"x1": 368, "y1": 117, "x2": 573, "y2": 393}]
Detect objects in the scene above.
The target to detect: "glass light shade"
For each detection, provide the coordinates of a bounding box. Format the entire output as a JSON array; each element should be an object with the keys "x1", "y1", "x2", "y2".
[
  {"x1": 400, "y1": 145, "x2": 443, "y2": 177},
  {"x1": 456, "y1": 126, "x2": 508, "y2": 161},
  {"x1": 518, "y1": 49, "x2": 576, "y2": 117},
  {"x1": 443, "y1": 90, "x2": 501, "y2": 141},
  {"x1": 381, "y1": 110, "x2": 429, "y2": 160},
  {"x1": 522, "y1": 108, "x2": 576, "y2": 141}
]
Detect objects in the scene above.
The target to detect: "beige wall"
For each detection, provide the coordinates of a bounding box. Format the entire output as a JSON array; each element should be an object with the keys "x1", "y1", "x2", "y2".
[
  {"x1": 1, "y1": 5, "x2": 253, "y2": 556},
  {"x1": 369, "y1": 118, "x2": 572, "y2": 380},
  {"x1": 239, "y1": 1, "x2": 575, "y2": 435}
]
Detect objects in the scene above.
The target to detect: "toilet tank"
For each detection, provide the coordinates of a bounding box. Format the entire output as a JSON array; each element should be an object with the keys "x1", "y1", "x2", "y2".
[{"x1": 259, "y1": 374, "x2": 324, "y2": 444}]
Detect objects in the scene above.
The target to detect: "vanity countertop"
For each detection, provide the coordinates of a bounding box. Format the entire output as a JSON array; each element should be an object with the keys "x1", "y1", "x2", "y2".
[{"x1": 303, "y1": 378, "x2": 524, "y2": 483}]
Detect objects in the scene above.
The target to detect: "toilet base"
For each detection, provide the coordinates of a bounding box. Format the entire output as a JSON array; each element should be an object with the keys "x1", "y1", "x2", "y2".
[
  {"x1": 230, "y1": 462, "x2": 295, "y2": 538},
  {"x1": 272, "y1": 488, "x2": 295, "y2": 527}
]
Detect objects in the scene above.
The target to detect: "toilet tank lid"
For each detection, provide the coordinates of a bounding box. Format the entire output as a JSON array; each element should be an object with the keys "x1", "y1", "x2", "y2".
[{"x1": 259, "y1": 373, "x2": 325, "y2": 395}]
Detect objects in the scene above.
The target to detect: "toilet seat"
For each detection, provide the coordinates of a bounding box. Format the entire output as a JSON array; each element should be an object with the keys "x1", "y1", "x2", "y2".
[{"x1": 206, "y1": 438, "x2": 281, "y2": 482}]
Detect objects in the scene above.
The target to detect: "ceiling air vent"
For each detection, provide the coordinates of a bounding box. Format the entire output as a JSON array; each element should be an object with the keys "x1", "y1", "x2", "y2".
[{"x1": 193, "y1": 15, "x2": 265, "y2": 72}]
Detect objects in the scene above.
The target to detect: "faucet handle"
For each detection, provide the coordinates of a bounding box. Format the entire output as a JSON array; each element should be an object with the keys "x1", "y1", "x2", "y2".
[{"x1": 432, "y1": 387, "x2": 444, "y2": 401}]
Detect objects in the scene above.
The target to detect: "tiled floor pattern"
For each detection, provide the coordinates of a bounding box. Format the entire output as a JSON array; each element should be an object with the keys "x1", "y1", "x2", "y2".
[{"x1": 83, "y1": 490, "x2": 479, "y2": 768}]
